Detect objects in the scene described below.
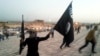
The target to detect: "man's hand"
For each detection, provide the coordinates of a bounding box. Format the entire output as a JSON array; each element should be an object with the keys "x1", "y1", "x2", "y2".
[{"x1": 19, "y1": 38, "x2": 24, "y2": 55}]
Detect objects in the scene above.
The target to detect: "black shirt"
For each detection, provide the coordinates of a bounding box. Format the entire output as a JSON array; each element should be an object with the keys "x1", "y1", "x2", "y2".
[{"x1": 22, "y1": 34, "x2": 50, "y2": 56}]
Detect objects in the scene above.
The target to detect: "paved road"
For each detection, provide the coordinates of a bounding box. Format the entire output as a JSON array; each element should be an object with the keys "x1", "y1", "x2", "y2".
[{"x1": 0, "y1": 27, "x2": 100, "y2": 56}]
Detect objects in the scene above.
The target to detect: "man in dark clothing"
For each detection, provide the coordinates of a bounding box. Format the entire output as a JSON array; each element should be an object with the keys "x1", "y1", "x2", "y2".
[
  {"x1": 4, "y1": 32, "x2": 9, "y2": 39},
  {"x1": 51, "y1": 28, "x2": 54, "y2": 38},
  {"x1": 19, "y1": 30, "x2": 51, "y2": 56},
  {"x1": 77, "y1": 25, "x2": 81, "y2": 34},
  {"x1": 60, "y1": 34, "x2": 68, "y2": 48},
  {"x1": 3, "y1": 30, "x2": 9, "y2": 39},
  {"x1": 60, "y1": 19, "x2": 74, "y2": 49}
]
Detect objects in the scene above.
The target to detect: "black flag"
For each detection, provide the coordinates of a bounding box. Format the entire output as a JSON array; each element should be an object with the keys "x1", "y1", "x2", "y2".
[
  {"x1": 54, "y1": 2, "x2": 73, "y2": 35},
  {"x1": 54, "y1": 2, "x2": 74, "y2": 45}
]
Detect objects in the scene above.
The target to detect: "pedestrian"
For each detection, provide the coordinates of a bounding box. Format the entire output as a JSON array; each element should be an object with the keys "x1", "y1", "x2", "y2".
[
  {"x1": 3, "y1": 30, "x2": 9, "y2": 39},
  {"x1": 79, "y1": 25, "x2": 98, "y2": 53},
  {"x1": 19, "y1": 30, "x2": 51, "y2": 56},
  {"x1": 4, "y1": 32, "x2": 9, "y2": 39},
  {"x1": 51, "y1": 28, "x2": 54, "y2": 38},
  {"x1": 60, "y1": 33, "x2": 69, "y2": 48},
  {"x1": 0, "y1": 34, "x2": 2, "y2": 41},
  {"x1": 16, "y1": 31, "x2": 20, "y2": 38},
  {"x1": 77, "y1": 25, "x2": 81, "y2": 34},
  {"x1": 0, "y1": 32, "x2": 4, "y2": 41}
]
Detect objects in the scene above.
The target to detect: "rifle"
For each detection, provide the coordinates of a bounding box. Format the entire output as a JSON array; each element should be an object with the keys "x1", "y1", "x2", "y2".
[{"x1": 19, "y1": 15, "x2": 25, "y2": 54}]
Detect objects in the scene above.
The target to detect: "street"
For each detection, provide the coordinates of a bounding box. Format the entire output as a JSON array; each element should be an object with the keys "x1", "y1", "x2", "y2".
[{"x1": 0, "y1": 27, "x2": 100, "y2": 56}]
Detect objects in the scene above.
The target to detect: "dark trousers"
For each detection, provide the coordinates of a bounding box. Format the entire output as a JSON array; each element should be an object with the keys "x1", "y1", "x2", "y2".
[
  {"x1": 60, "y1": 38, "x2": 66, "y2": 48},
  {"x1": 60, "y1": 36, "x2": 71, "y2": 48},
  {"x1": 51, "y1": 32, "x2": 54, "y2": 37},
  {"x1": 27, "y1": 52, "x2": 39, "y2": 56},
  {"x1": 5, "y1": 35, "x2": 9, "y2": 39},
  {"x1": 79, "y1": 40, "x2": 96, "y2": 52}
]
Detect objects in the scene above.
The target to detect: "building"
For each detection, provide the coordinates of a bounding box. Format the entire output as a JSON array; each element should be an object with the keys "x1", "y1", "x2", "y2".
[{"x1": 26, "y1": 20, "x2": 54, "y2": 32}]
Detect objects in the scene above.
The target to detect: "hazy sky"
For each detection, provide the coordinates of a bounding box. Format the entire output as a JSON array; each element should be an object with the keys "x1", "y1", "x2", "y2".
[{"x1": 0, "y1": 0, "x2": 100, "y2": 23}]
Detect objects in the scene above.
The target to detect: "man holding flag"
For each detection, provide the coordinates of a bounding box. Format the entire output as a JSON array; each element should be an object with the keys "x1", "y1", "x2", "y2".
[{"x1": 19, "y1": 15, "x2": 52, "y2": 56}]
